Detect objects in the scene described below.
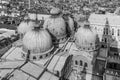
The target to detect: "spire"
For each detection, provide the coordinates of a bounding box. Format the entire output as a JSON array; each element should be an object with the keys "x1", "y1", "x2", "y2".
[{"x1": 101, "y1": 18, "x2": 112, "y2": 48}]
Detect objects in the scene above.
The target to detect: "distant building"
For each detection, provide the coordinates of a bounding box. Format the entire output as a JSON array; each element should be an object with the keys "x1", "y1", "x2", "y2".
[
  {"x1": 27, "y1": 7, "x2": 50, "y2": 21},
  {"x1": 89, "y1": 7, "x2": 120, "y2": 80},
  {"x1": 24, "y1": 0, "x2": 38, "y2": 9}
]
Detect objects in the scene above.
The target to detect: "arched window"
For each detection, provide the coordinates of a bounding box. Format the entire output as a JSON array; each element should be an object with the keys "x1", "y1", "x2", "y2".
[
  {"x1": 106, "y1": 28, "x2": 108, "y2": 35},
  {"x1": 83, "y1": 48, "x2": 85, "y2": 50},
  {"x1": 46, "y1": 54, "x2": 48, "y2": 57},
  {"x1": 80, "y1": 60, "x2": 83, "y2": 66},
  {"x1": 88, "y1": 48, "x2": 90, "y2": 50},
  {"x1": 112, "y1": 28, "x2": 114, "y2": 35},
  {"x1": 33, "y1": 56, "x2": 36, "y2": 60},
  {"x1": 104, "y1": 38, "x2": 107, "y2": 43},
  {"x1": 118, "y1": 29, "x2": 120, "y2": 36},
  {"x1": 103, "y1": 28, "x2": 106, "y2": 35},
  {"x1": 90, "y1": 43, "x2": 92, "y2": 46},
  {"x1": 75, "y1": 60, "x2": 78, "y2": 65},
  {"x1": 85, "y1": 62, "x2": 88, "y2": 67},
  {"x1": 39, "y1": 56, "x2": 43, "y2": 59}
]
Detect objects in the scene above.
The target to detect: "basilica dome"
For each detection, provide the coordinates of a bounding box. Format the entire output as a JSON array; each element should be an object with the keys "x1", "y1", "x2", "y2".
[
  {"x1": 17, "y1": 21, "x2": 35, "y2": 35},
  {"x1": 75, "y1": 21, "x2": 99, "y2": 51},
  {"x1": 22, "y1": 25, "x2": 54, "y2": 60},
  {"x1": 43, "y1": 8, "x2": 67, "y2": 43}
]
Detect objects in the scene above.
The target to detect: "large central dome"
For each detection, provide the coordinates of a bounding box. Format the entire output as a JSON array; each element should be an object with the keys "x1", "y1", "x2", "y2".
[
  {"x1": 22, "y1": 26, "x2": 54, "y2": 60},
  {"x1": 75, "y1": 21, "x2": 99, "y2": 51}
]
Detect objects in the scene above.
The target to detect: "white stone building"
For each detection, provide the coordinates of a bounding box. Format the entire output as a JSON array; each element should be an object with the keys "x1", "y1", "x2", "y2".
[{"x1": 88, "y1": 8, "x2": 120, "y2": 80}]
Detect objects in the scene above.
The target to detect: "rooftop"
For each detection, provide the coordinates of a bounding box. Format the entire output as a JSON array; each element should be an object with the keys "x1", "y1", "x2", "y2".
[{"x1": 0, "y1": 61, "x2": 59, "y2": 80}]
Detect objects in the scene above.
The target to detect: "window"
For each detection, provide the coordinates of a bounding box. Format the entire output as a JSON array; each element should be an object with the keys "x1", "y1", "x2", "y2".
[
  {"x1": 114, "y1": 53, "x2": 118, "y2": 56},
  {"x1": 84, "y1": 62, "x2": 88, "y2": 67},
  {"x1": 106, "y1": 28, "x2": 108, "y2": 35},
  {"x1": 39, "y1": 56, "x2": 43, "y2": 59},
  {"x1": 75, "y1": 60, "x2": 78, "y2": 65},
  {"x1": 83, "y1": 48, "x2": 85, "y2": 50},
  {"x1": 33, "y1": 56, "x2": 36, "y2": 60},
  {"x1": 80, "y1": 60, "x2": 83, "y2": 66},
  {"x1": 103, "y1": 28, "x2": 106, "y2": 35},
  {"x1": 104, "y1": 38, "x2": 107, "y2": 43},
  {"x1": 118, "y1": 29, "x2": 120, "y2": 36},
  {"x1": 46, "y1": 54, "x2": 48, "y2": 57},
  {"x1": 102, "y1": 39, "x2": 104, "y2": 42},
  {"x1": 90, "y1": 43, "x2": 92, "y2": 46},
  {"x1": 112, "y1": 28, "x2": 114, "y2": 35}
]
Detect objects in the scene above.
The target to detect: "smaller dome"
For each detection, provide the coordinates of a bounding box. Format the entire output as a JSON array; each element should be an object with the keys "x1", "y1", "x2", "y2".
[
  {"x1": 43, "y1": 17, "x2": 67, "y2": 43},
  {"x1": 17, "y1": 21, "x2": 35, "y2": 35},
  {"x1": 50, "y1": 8, "x2": 61, "y2": 15},
  {"x1": 75, "y1": 21, "x2": 99, "y2": 51}
]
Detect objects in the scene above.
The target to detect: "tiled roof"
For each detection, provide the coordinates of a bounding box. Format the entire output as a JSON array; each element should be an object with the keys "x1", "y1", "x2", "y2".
[
  {"x1": 0, "y1": 61, "x2": 25, "y2": 69},
  {"x1": 39, "y1": 71, "x2": 59, "y2": 80},
  {"x1": 47, "y1": 51, "x2": 71, "y2": 75},
  {"x1": 0, "y1": 61, "x2": 59, "y2": 80},
  {"x1": 21, "y1": 62, "x2": 44, "y2": 78}
]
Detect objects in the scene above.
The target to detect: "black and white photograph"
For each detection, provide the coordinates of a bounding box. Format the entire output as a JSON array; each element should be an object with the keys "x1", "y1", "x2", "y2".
[{"x1": 0, "y1": 0, "x2": 120, "y2": 80}]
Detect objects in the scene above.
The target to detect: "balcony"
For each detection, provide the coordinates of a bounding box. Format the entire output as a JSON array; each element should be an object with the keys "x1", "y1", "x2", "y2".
[{"x1": 107, "y1": 55, "x2": 120, "y2": 64}]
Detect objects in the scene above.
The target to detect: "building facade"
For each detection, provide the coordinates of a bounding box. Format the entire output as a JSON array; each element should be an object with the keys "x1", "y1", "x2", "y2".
[{"x1": 89, "y1": 9, "x2": 120, "y2": 80}]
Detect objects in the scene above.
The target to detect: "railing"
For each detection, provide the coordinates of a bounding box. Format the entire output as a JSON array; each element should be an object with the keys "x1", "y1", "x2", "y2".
[
  {"x1": 105, "y1": 68, "x2": 120, "y2": 77},
  {"x1": 108, "y1": 56, "x2": 120, "y2": 61}
]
